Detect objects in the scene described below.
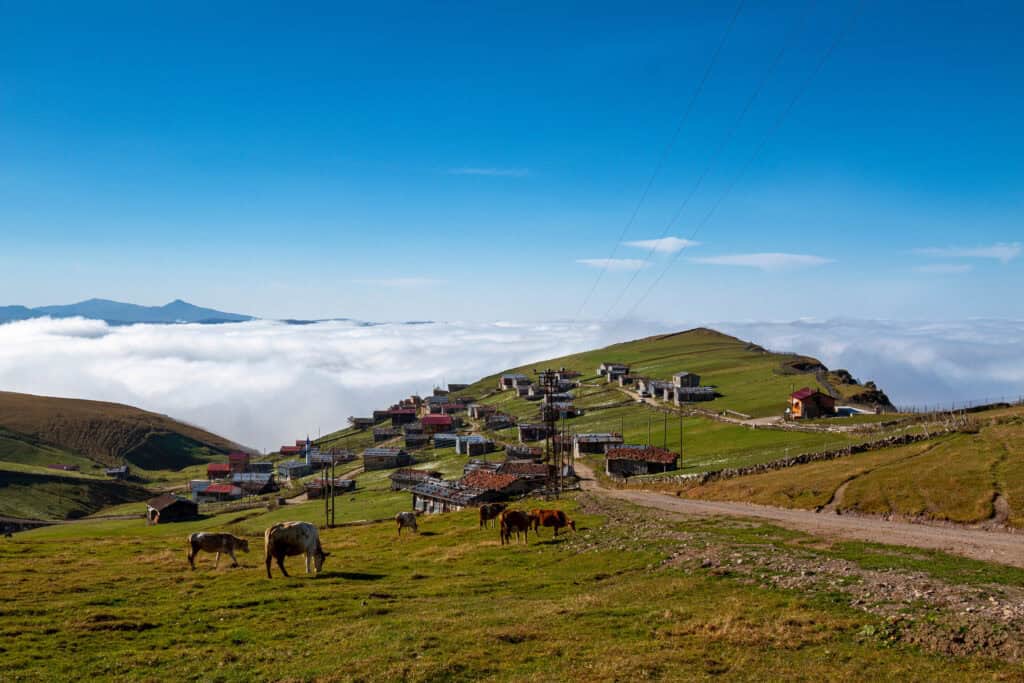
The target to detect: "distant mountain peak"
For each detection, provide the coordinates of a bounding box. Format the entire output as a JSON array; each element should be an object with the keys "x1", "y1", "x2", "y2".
[{"x1": 0, "y1": 299, "x2": 255, "y2": 326}]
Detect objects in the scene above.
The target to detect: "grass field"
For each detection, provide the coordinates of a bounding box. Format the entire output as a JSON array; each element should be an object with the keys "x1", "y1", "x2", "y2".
[
  {"x1": 675, "y1": 409, "x2": 1024, "y2": 527},
  {"x1": 478, "y1": 382, "x2": 890, "y2": 474},
  {"x1": 0, "y1": 463, "x2": 150, "y2": 520},
  {"x1": 4, "y1": 489, "x2": 1022, "y2": 680}
]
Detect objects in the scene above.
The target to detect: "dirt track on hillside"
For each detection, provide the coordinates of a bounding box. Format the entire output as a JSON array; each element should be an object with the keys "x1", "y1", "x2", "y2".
[{"x1": 573, "y1": 461, "x2": 1024, "y2": 569}]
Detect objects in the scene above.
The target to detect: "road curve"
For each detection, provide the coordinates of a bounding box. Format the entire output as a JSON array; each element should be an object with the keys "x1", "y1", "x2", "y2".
[{"x1": 573, "y1": 460, "x2": 1024, "y2": 569}]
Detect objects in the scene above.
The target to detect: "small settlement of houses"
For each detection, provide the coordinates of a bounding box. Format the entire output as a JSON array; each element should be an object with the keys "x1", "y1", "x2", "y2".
[
  {"x1": 341, "y1": 363, "x2": 702, "y2": 515},
  {"x1": 142, "y1": 362, "x2": 843, "y2": 525}
]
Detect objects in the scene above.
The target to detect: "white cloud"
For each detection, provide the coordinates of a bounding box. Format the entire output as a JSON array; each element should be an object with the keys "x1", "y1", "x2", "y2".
[
  {"x1": 623, "y1": 237, "x2": 700, "y2": 253},
  {"x1": 913, "y1": 264, "x2": 973, "y2": 274},
  {"x1": 690, "y1": 252, "x2": 834, "y2": 271},
  {"x1": 576, "y1": 258, "x2": 649, "y2": 271},
  {"x1": 352, "y1": 278, "x2": 444, "y2": 288},
  {"x1": 448, "y1": 167, "x2": 529, "y2": 177},
  {"x1": 914, "y1": 242, "x2": 1021, "y2": 264},
  {"x1": 713, "y1": 318, "x2": 1024, "y2": 409},
  {"x1": 0, "y1": 317, "x2": 668, "y2": 452}
]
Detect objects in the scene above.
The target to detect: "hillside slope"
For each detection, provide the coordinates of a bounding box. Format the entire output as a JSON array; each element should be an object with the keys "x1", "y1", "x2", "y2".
[
  {"x1": 317, "y1": 328, "x2": 896, "y2": 476},
  {"x1": 0, "y1": 391, "x2": 243, "y2": 467},
  {"x1": 464, "y1": 327, "x2": 887, "y2": 417},
  {"x1": 676, "y1": 406, "x2": 1024, "y2": 528}
]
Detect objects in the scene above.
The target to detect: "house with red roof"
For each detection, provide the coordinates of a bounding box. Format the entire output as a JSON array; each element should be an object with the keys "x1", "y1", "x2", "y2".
[
  {"x1": 420, "y1": 414, "x2": 454, "y2": 435},
  {"x1": 789, "y1": 387, "x2": 836, "y2": 419},
  {"x1": 196, "y1": 483, "x2": 243, "y2": 502},
  {"x1": 207, "y1": 463, "x2": 232, "y2": 479}
]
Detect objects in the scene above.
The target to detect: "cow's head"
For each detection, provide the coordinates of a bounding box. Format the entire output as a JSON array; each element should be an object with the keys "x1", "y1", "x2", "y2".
[
  {"x1": 568, "y1": 520, "x2": 577, "y2": 532},
  {"x1": 238, "y1": 538, "x2": 251, "y2": 553},
  {"x1": 315, "y1": 549, "x2": 330, "y2": 573}
]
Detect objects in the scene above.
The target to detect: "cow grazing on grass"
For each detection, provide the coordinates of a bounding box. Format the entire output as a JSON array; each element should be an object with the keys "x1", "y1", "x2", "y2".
[
  {"x1": 530, "y1": 509, "x2": 576, "y2": 537},
  {"x1": 187, "y1": 532, "x2": 250, "y2": 569},
  {"x1": 264, "y1": 521, "x2": 329, "y2": 578},
  {"x1": 478, "y1": 502, "x2": 507, "y2": 529},
  {"x1": 395, "y1": 511, "x2": 419, "y2": 536},
  {"x1": 500, "y1": 510, "x2": 536, "y2": 545}
]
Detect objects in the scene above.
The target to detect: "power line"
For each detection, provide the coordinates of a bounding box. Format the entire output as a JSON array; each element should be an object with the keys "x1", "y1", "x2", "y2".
[
  {"x1": 573, "y1": 0, "x2": 746, "y2": 319},
  {"x1": 602, "y1": 0, "x2": 819, "y2": 319},
  {"x1": 619, "y1": 0, "x2": 865, "y2": 321}
]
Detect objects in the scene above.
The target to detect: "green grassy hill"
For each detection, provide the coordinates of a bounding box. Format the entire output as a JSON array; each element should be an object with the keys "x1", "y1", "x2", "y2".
[
  {"x1": 0, "y1": 391, "x2": 247, "y2": 520},
  {"x1": 315, "y1": 327, "x2": 899, "y2": 476},
  {"x1": 0, "y1": 390, "x2": 243, "y2": 466},
  {"x1": 464, "y1": 327, "x2": 844, "y2": 417},
  {"x1": 676, "y1": 406, "x2": 1024, "y2": 527}
]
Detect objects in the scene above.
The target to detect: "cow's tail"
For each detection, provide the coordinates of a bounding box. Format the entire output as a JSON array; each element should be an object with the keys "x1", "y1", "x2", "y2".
[
  {"x1": 186, "y1": 533, "x2": 196, "y2": 568},
  {"x1": 263, "y1": 526, "x2": 274, "y2": 577}
]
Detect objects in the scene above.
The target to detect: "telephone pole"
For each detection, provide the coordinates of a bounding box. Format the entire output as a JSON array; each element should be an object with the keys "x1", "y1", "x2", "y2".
[{"x1": 536, "y1": 369, "x2": 561, "y2": 497}]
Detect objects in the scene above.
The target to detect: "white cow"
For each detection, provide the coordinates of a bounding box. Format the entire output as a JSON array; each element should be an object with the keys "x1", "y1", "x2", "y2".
[
  {"x1": 395, "y1": 511, "x2": 419, "y2": 536},
  {"x1": 264, "y1": 521, "x2": 329, "y2": 578}
]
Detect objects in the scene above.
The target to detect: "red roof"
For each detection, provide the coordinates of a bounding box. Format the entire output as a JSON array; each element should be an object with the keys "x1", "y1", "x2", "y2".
[
  {"x1": 207, "y1": 463, "x2": 231, "y2": 474},
  {"x1": 421, "y1": 415, "x2": 453, "y2": 426},
  {"x1": 280, "y1": 445, "x2": 304, "y2": 454},
  {"x1": 228, "y1": 452, "x2": 250, "y2": 462},
  {"x1": 389, "y1": 408, "x2": 417, "y2": 415},
  {"x1": 204, "y1": 483, "x2": 237, "y2": 495},
  {"x1": 791, "y1": 387, "x2": 832, "y2": 402},
  {"x1": 460, "y1": 470, "x2": 519, "y2": 491},
  {"x1": 605, "y1": 447, "x2": 678, "y2": 464}
]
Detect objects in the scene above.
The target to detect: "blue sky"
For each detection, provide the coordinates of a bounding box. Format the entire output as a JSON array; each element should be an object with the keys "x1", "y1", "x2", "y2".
[{"x1": 1, "y1": 1, "x2": 1021, "y2": 322}]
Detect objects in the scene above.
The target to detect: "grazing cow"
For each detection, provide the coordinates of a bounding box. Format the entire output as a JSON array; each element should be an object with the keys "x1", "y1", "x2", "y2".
[
  {"x1": 478, "y1": 502, "x2": 507, "y2": 529},
  {"x1": 395, "y1": 511, "x2": 419, "y2": 536},
  {"x1": 499, "y1": 510, "x2": 536, "y2": 545},
  {"x1": 186, "y1": 532, "x2": 250, "y2": 569},
  {"x1": 530, "y1": 509, "x2": 577, "y2": 537},
  {"x1": 264, "y1": 521, "x2": 329, "y2": 578}
]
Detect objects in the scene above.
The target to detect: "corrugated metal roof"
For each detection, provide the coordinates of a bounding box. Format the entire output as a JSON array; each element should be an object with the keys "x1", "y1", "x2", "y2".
[
  {"x1": 460, "y1": 470, "x2": 519, "y2": 491},
  {"x1": 606, "y1": 447, "x2": 678, "y2": 464}
]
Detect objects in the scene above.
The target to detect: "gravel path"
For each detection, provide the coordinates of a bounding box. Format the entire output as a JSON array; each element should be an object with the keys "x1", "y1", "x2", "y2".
[{"x1": 574, "y1": 460, "x2": 1024, "y2": 569}]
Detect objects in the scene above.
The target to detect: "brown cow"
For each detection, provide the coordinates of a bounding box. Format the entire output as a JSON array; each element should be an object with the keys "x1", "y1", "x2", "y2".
[
  {"x1": 530, "y1": 509, "x2": 576, "y2": 537},
  {"x1": 499, "y1": 510, "x2": 536, "y2": 545},
  {"x1": 478, "y1": 502, "x2": 507, "y2": 529},
  {"x1": 186, "y1": 532, "x2": 250, "y2": 569},
  {"x1": 264, "y1": 521, "x2": 329, "y2": 578}
]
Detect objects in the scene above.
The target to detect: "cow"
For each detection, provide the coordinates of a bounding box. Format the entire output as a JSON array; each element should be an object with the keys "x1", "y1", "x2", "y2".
[
  {"x1": 499, "y1": 509, "x2": 537, "y2": 545},
  {"x1": 530, "y1": 509, "x2": 576, "y2": 537},
  {"x1": 186, "y1": 532, "x2": 250, "y2": 569},
  {"x1": 264, "y1": 521, "x2": 329, "y2": 578},
  {"x1": 395, "y1": 511, "x2": 419, "y2": 536},
  {"x1": 478, "y1": 502, "x2": 507, "y2": 529}
]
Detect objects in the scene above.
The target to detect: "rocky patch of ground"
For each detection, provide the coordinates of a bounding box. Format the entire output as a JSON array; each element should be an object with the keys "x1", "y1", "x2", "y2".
[{"x1": 568, "y1": 493, "x2": 1024, "y2": 662}]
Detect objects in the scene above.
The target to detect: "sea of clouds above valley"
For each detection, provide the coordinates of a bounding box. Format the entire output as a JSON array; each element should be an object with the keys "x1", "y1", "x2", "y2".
[{"x1": 0, "y1": 316, "x2": 1021, "y2": 451}]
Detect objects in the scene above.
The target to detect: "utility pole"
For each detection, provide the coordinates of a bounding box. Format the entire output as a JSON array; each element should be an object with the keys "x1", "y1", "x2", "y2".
[{"x1": 536, "y1": 369, "x2": 561, "y2": 497}]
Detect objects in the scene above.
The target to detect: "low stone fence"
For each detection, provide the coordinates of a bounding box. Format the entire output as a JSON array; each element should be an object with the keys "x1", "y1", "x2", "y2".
[{"x1": 630, "y1": 429, "x2": 953, "y2": 488}]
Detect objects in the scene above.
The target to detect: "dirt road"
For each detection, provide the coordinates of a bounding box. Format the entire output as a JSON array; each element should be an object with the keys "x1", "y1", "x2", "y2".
[{"x1": 574, "y1": 460, "x2": 1024, "y2": 569}]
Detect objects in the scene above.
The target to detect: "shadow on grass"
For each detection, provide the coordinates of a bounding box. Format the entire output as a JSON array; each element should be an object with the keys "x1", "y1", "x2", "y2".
[{"x1": 417, "y1": 531, "x2": 439, "y2": 537}]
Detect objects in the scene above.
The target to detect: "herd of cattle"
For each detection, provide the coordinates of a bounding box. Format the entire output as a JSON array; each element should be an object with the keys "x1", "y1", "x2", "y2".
[{"x1": 185, "y1": 506, "x2": 576, "y2": 578}]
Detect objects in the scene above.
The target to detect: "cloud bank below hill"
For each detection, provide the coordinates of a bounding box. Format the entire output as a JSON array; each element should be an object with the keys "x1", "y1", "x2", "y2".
[
  {"x1": 0, "y1": 317, "x2": 1020, "y2": 452},
  {"x1": 0, "y1": 317, "x2": 670, "y2": 452}
]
